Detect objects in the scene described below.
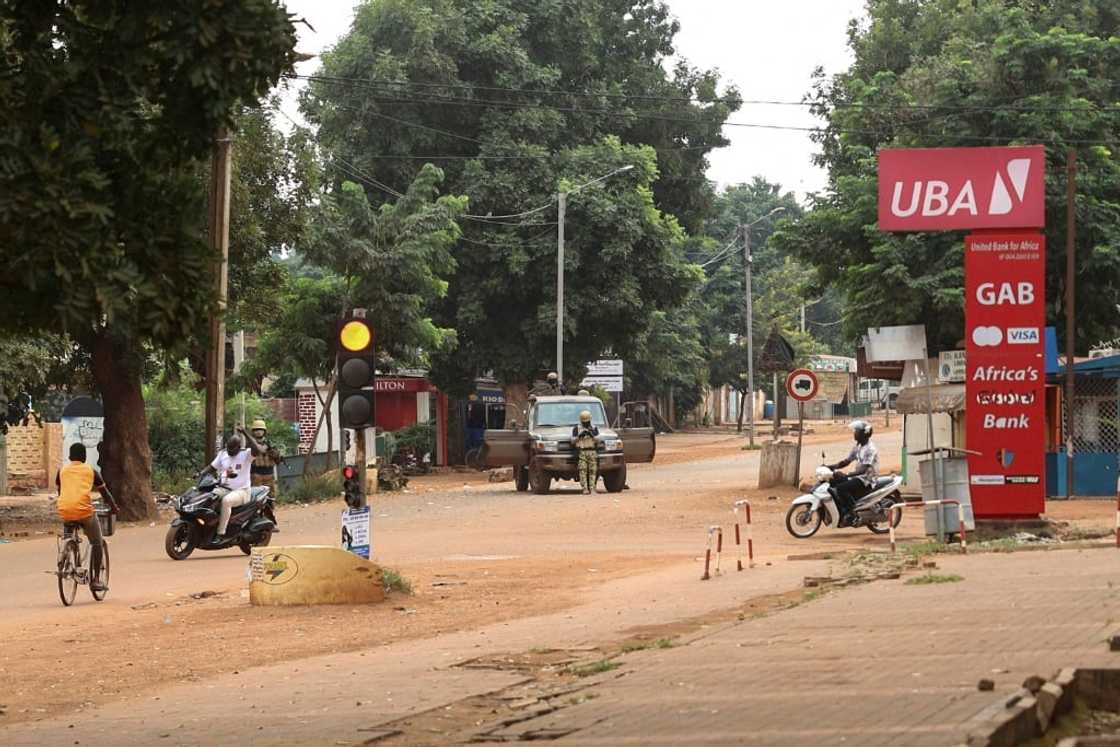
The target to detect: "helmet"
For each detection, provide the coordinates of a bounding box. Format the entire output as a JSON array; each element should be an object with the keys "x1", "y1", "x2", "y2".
[
  {"x1": 577, "y1": 389, "x2": 590, "y2": 396},
  {"x1": 547, "y1": 372, "x2": 558, "y2": 382},
  {"x1": 579, "y1": 410, "x2": 592, "y2": 423},
  {"x1": 850, "y1": 420, "x2": 873, "y2": 444},
  {"x1": 251, "y1": 419, "x2": 267, "y2": 432},
  {"x1": 226, "y1": 435, "x2": 243, "y2": 455}
]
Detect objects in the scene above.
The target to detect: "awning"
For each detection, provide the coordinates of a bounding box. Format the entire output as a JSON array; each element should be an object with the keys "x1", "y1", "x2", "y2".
[{"x1": 896, "y1": 384, "x2": 966, "y2": 414}]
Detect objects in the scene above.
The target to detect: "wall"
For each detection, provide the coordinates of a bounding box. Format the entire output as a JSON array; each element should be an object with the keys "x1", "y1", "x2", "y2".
[{"x1": 3, "y1": 422, "x2": 64, "y2": 489}]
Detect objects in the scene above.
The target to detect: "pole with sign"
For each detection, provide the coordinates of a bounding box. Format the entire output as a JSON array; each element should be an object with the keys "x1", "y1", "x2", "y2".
[{"x1": 785, "y1": 369, "x2": 819, "y2": 487}]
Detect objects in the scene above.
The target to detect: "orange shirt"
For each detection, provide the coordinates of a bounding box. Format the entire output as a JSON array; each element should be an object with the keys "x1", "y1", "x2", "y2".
[{"x1": 57, "y1": 461, "x2": 103, "y2": 521}]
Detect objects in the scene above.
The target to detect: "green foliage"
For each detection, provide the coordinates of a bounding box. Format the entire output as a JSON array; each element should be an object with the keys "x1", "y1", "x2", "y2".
[
  {"x1": 392, "y1": 422, "x2": 436, "y2": 457},
  {"x1": 145, "y1": 370, "x2": 297, "y2": 487},
  {"x1": 905, "y1": 573, "x2": 963, "y2": 586},
  {"x1": 281, "y1": 470, "x2": 341, "y2": 505},
  {"x1": 303, "y1": 0, "x2": 739, "y2": 388},
  {"x1": 381, "y1": 568, "x2": 413, "y2": 595},
  {"x1": 775, "y1": 0, "x2": 1120, "y2": 351},
  {"x1": 567, "y1": 659, "x2": 621, "y2": 677}
]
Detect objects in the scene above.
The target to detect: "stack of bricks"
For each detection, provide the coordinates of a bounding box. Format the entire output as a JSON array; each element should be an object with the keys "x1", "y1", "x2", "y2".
[
  {"x1": 4, "y1": 423, "x2": 50, "y2": 488},
  {"x1": 297, "y1": 392, "x2": 317, "y2": 454}
]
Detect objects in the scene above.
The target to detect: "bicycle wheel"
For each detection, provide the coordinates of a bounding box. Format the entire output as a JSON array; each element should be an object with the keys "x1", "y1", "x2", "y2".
[
  {"x1": 90, "y1": 542, "x2": 109, "y2": 601},
  {"x1": 57, "y1": 540, "x2": 78, "y2": 606}
]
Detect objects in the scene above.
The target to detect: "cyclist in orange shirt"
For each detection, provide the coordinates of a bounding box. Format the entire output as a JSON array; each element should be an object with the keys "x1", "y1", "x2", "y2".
[{"x1": 56, "y1": 443, "x2": 119, "y2": 592}]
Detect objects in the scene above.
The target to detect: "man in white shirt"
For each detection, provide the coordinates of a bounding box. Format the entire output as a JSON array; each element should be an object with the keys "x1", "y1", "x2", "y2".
[
  {"x1": 826, "y1": 421, "x2": 880, "y2": 524},
  {"x1": 203, "y1": 435, "x2": 255, "y2": 539}
]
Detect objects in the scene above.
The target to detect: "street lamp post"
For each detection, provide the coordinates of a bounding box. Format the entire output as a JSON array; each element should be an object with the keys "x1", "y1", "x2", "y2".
[
  {"x1": 556, "y1": 164, "x2": 634, "y2": 383},
  {"x1": 741, "y1": 206, "x2": 786, "y2": 448}
]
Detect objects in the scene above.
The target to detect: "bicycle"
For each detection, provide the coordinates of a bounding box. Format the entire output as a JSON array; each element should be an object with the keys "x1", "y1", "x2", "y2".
[{"x1": 56, "y1": 508, "x2": 111, "y2": 606}]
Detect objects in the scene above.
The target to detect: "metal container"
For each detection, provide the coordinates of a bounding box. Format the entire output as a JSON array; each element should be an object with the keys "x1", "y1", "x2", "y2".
[
  {"x1": 96, "y1": 508, "x2": 115, "y2": 537},
  {"x1": 918, "y1": 456, "x2": 975, "y2": 538}
]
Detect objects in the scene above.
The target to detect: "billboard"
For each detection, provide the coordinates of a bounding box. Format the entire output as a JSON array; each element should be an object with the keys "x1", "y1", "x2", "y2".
[
  {"x1": 879, "y1": 146, "x2": 1045, "y2": 231},
  {"x1": 964, "y1": 233, "x2": 1046, "y2": 516}
]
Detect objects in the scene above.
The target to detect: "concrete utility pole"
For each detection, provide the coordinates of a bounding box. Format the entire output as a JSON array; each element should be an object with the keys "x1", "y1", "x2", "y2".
[
  {"x1": 555, "y1": 165, "x2": 633, "y2": 384},
  {"x1": 742, "y1": 222, "x2": 756, "y2": 449},
  {"x1": 556, "y1": 191, "x2": 566, "y2": 384},
  {"x1": 1065, "y1": 149, "x2": 1077, "y2": 499},
  {"x1": 204, "y1": 128, "x2": 233, "y2": 463}
]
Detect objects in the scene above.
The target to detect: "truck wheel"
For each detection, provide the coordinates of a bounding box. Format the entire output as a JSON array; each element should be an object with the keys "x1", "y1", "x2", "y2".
[
  {"x1": 515, "y1": 466, "x2": 529, "y2": 492},
  {"x1": 528, "y1": 462, "x2": 551, "y2": 495},
  {"x1": 603, "y1": 465, "x2": 626, "y2": 493}
]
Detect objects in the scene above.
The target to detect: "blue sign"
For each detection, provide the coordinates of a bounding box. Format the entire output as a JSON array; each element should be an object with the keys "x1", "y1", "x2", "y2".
[{"x1": 341, "y1": 507, "x2": 371, "y2": 559}]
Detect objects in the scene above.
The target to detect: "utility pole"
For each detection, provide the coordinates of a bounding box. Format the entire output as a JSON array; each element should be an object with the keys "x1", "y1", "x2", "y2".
[
  {"x1": 1065, "y1": 149, "x2": 1077, "y2": 499},
  {"x1": 204, "y1": 127, "x2": 233, "y2": 463},
  {"x1": 800, "y1": 304, "x2": 806, "y2": 333},
  {"x1": 556, "y1": 192, "x2": 566, "y2": 384},
  {"x1": 742, "y1": 222, "x2": 756, "y2": 449}
]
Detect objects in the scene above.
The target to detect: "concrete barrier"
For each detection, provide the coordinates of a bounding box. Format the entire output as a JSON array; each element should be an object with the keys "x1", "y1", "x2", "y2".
[
  {"x1": 757, "y1": 441, "x2": 798, "y2": 488},
  {"x1": 249, "y1": 545, "x2": 385, "y2": 606}
]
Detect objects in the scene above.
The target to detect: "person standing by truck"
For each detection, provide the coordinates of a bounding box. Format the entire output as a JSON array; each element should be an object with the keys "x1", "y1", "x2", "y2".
[{"x1": 571, "y1": 409, "x2": 600, "y2": 494}]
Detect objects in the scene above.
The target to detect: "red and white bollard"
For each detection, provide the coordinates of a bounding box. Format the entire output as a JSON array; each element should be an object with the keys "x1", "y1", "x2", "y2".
[
  {"x1": 888, "y1": 503, "x2": 904, "y2": 554},
  {"x1": 1114, "y1": 482, "x2": 1119, "y2": 549},
  {"x1": 701, "y1": 526, "x2": 723, "y2": 581},
  {"x1": 888, "y1": 499, "x2": 967, "y2": 554},
  {"x1": 733, "y1": 499, "x2": 754, "y2": 571}
]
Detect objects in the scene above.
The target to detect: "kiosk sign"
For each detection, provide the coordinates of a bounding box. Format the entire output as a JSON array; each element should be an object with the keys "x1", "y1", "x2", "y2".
[{"x1": 964, "y1": 233, "x2": 1046, "y2": 516}]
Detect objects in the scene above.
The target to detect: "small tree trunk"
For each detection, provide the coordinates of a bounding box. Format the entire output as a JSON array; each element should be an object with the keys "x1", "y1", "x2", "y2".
[
  {"x1": 736, "y1": 389, "x2": 747, "y2": 433},
  {"x1": 91, "y1": 328, "x2": 155, "y2": 521}
]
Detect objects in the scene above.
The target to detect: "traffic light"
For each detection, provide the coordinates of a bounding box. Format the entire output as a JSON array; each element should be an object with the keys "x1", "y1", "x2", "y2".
[
  {"x1": 343, "y1": 428, "x2": 352, "y2": 452},
  {"x1": 337, "y1": 311, "x2": 375, "y2": 429},
  {"x1": 342, "y1": 465, "x2": 361, "y2": 509}
]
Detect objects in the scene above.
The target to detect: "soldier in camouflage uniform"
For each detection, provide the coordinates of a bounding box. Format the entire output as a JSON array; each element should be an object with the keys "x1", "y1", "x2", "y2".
[
  {"x1": 239, "y1": 420, "x2": 282, "y2": 498},
  {"x1": 570, "y1": 410, "x2": 599, "y2": 494}
]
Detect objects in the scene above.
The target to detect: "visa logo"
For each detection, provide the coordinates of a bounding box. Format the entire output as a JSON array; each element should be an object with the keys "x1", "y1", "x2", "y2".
[{"x1": 1008, "y1": 327, "x2": 1039, "y2": 344}]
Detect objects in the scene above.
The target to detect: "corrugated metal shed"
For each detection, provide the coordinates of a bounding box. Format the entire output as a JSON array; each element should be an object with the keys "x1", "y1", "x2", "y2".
[{"x1": 896, "y1": 384, "x2": 966, "y2": 414}]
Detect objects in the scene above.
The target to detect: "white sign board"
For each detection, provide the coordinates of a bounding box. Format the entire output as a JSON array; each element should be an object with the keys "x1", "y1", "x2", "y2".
[
  {"x1": 341, "y1": 507, "x2": 371, "y2": 559},
  {"x1": 579, "y1": 375, "x2": 623, "y2": 393},
  {"x1": 585, "y1": 359, "x2": 623, "y2": 377},
  {"x1": 866, "y1": 325, "x2": 928, "y2": 362},
  {"x1": 785, "y1": 369, "x2": 820, "y2": 403},
  {"x1": 938, "y1": 350, "x2": 966, "y2": 383}
]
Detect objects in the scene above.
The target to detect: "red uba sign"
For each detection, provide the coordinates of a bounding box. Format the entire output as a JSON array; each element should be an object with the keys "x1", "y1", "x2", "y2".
[
  {"x1": 879, "y1": 146, "x2": 1046, "y2": 231},
  {"x1": 964, "y1": 233, "x2": 1046, "y2": 517}
]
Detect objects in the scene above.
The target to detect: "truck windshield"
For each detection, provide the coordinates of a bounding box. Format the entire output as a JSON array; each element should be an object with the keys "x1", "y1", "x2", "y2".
[{"x1": 534, "y1": 402, "x2": 608, "y2": 427}]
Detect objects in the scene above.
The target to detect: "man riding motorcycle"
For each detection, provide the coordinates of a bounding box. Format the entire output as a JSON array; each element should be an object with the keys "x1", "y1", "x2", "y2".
[
  {"x1": 201, "y1": 435, "x2": 254, "y2": 540},
  {"x1": 825, "y1": 420, "x2": 879, "y2": 525}
]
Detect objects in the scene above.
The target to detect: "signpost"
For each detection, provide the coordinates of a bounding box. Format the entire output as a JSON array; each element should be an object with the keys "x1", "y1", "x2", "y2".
[
  {"x1": 341, "y1": 506, "x2": 371, "y2": 559},
  {"x1": 786, "y1": 369, "x2": 819, "y2": 486},
  {"x1": 938, "y1": 350, "x2": 967, "y2": 383},
  {"x1": 581, "y1": 359, "x2": 624, "y2": 393},
  {"x1": 877, "y1": 144, "x2": 1047, "y2": 519}
]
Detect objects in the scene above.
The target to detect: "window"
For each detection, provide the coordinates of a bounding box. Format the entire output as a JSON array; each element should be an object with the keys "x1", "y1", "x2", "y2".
[{"x1": 534, "y1": 402, "x2": 607, "y2": 427}]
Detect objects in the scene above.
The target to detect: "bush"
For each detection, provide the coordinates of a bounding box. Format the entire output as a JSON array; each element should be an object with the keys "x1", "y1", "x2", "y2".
[
  {"x1": 280, "y1": 470, "x2": 340, "y2": 505},
  {"x1": 391, "y1": 422, "x2": 435, "y2": 458},
  {"x1": 145, "y1": 371, "x2": 298, "y2": 485}
]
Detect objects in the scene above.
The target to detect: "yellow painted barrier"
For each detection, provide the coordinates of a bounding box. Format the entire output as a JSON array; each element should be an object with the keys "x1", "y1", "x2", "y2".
[{"x1": 248, "y1": 545, "x2": 385, "y2": 606}]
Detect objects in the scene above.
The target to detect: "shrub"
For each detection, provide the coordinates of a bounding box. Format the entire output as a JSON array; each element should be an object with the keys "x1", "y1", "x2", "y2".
[
  {"x1": 280, "y1": 470, "x2": 340, "y2": 505},
  {"x1": 391, "y1": 422, "x2": 435, "y2": 458}
]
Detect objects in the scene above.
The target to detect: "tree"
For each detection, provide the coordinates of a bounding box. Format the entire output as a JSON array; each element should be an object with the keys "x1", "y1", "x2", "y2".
[
  {"x1": 774, "y1": 0, "x2": 1120, "y2": 352},
  {"x1": 0, "y1": 1, "x2": 298, "y2": 519},
  {"x1": 301, "y1": 0, "x2": 738, "y2": 390}
]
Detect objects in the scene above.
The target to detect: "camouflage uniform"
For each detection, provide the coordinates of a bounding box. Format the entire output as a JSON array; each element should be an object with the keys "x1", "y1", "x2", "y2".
[
  {"x1": 572, "y1": 421, "x2": 599, "y2": 494},
  {"x1": 243, "y1": 420, "x2": 282, "y2": 498}
]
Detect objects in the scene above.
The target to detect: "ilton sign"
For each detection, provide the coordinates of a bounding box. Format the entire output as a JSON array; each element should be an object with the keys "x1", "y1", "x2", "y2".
[{"x1": 878, "y1": 145, "x2": 1045, "y2": 231}]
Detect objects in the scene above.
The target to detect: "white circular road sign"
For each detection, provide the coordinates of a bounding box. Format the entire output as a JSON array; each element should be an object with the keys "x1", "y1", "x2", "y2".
[{"x1": 785, "y1": 369, "x2": 819, "y2": 402}]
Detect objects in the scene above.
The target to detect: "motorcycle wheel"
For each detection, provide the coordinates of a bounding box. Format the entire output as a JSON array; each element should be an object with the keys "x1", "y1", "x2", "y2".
[
  {"x1": 165, "y1": 523, "x2": 196, "y2": 560},
  {"x1": 785, "y1": 504, "x2": 823, "y2": 538},
  {"x1": 866, "y1": 505, "x2": 903, "y2": 534},
  {"x1": 239, "y1": 529, "x2": 272, "y2": 556}
]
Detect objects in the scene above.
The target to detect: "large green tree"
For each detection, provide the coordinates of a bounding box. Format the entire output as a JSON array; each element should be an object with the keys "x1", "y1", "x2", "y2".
[
  {"x1": 300, "y1": 0, "x2": 737, "y2": 391},
  {"x1": 775, "y1": 0, "x2": 1120, "y2": 352},
  {"x1": 0, "y1": 1, "x2": 297, "y2": 518}
]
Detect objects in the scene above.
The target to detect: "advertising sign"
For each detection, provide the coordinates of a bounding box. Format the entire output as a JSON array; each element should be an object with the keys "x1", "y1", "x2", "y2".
[
  {"x1": 938, "y1": 350, "x2": 966, "y2": 383},
  {"x1": 965, "y1": 233, "x2": 1046, "y2": 516},
  {"x1": 879, "y1": 146, "x2": 1045, "y2": 231},
  {"x1": 585, "y1": 359, "x2": 623, "y2": 377},
  {"x1": 866, "y1": 325, "x2": 928, "y2": 363},
  {"x1": 341, "y1": 506, "x2": 372, "y2": 559},
  {"x1": 579, "y1": 375, "x2": 623, "y2": 393}
]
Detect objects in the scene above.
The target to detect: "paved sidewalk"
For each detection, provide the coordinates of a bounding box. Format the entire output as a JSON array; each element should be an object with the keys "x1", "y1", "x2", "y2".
[{"x1": 479, "y1": 548, "x2": 1120, "y2": 745}]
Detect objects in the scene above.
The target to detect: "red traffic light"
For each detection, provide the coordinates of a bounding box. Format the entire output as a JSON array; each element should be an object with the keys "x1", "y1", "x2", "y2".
[{"x1": 342, "y1": 466, "x2": 357, "y2": 480}]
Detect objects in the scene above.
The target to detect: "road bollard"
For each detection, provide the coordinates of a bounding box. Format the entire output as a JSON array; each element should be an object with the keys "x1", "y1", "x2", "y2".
[
  {"x1": 702, "y1": 526, "x2": 722, "y2": 581},
  {"x1": 733, "y1": 499, "x2": 754, "y2": 571}
]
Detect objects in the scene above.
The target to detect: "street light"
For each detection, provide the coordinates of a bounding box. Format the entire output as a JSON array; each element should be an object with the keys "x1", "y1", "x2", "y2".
[
  {"x1": 556, "y1": 164, "x2": 635, "y2": 383},
  {"x1": 742, "y1": 206, "x2": 787, "y2": 448}
]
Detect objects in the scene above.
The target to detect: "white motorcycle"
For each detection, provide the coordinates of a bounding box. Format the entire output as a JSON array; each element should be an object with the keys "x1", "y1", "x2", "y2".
[{"x1": 785, "y1": 466, "x2": 904, "y2": 538}]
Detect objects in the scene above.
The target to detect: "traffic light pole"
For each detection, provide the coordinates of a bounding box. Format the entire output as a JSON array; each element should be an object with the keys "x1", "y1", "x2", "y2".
[{"x1": 355, "y1": 427, "x2": 367, "y2": 508}]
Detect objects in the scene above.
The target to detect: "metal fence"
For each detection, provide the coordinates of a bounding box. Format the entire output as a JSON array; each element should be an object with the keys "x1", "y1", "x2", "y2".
[{"x1": 1069, "y1": 377, "x2": 1120, "y2": 455}]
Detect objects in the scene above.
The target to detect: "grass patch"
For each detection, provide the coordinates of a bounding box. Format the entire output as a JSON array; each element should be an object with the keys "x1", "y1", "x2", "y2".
[
  {"x1": 567, "y1": 659, "x2": 621, "y2": 678},
  {"x1": 382, "y1": 568, "x2": 413, "y2": 595},
  {"x1": 905, "y1": 573, "x2": 963, "y2": 586},
  {"x1": 740, "y1": 444, "x2": 762, "y2": 451},
  {"x1": 279, "y1": 470, "x2": 341, "y2": 504},
  {"x1": 621, "y1": 638, "x2": 676, "y2": 653},
  {"x1": 902, "y1": 541, "x2": 952, "y2": 560}
]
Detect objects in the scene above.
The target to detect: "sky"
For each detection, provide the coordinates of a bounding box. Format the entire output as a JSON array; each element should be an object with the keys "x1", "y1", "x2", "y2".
[{"x1": 279, "y1": 0, "x2": 867, "y2": 200}]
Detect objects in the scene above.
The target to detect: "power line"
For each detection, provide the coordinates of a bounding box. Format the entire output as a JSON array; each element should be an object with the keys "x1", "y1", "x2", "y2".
[{"x1": 288, "y1": 73, "x2": 1120, "y2": 113}]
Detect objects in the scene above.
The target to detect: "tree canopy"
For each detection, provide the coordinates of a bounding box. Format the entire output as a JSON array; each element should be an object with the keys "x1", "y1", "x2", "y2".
[{"x1": 774, "y1": 0, "x2": 1120, "y2": 352}]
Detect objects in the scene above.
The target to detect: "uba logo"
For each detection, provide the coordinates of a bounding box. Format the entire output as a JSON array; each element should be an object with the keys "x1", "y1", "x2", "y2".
[
  {"x1": 889, "y1": 158, "x2": 1033, "y2": 219},
  {"x1": 878, "y1": 146, "x2": 1045, "y2": 231}
]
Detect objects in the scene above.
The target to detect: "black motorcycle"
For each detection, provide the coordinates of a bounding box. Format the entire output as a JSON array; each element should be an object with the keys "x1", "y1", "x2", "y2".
[{"x1": 164, "y1": 474, "x2": 278, "y2": 560}]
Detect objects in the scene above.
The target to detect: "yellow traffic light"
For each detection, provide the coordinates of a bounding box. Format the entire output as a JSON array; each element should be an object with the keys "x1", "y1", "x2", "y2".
[{"x1": 339, "y1": 320, "x2": 372, "y2": 352}]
